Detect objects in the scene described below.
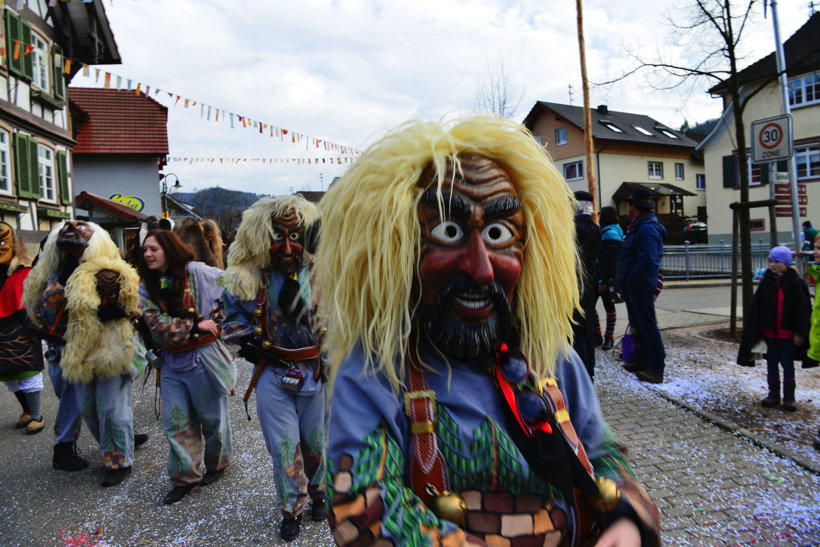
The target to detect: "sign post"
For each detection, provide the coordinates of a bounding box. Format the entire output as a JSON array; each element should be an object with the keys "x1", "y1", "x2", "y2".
[{"x1": 751, "y1": 113, "x2": 801, "y2": 260}]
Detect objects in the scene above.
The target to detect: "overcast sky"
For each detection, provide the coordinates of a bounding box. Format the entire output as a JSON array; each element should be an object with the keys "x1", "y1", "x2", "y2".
[{"x1": 68, "y1": 0, "x2": 813, "y2": 196}]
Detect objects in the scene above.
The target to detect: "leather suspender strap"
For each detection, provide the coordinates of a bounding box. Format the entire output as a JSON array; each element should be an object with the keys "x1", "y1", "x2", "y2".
[
  {"x1": 404, "y1": 346, "x2": 449, "y2": 507},
  {"x1": 540, "y1": 377, "x2": 594, "y2": 476},
  {"x1": 48, "y1": 300, "x2": 68, "y2": 336}
]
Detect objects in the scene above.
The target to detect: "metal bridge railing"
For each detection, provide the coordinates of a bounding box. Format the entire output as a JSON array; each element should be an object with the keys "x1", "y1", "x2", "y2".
[{"x1": 661, "y1": 241, "x2": 800, "y2": 280}]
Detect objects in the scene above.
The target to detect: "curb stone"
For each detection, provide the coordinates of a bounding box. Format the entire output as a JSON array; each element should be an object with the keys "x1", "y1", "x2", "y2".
[{"x1": 643, "y1": 384, "x2": 820, "y2": 476}]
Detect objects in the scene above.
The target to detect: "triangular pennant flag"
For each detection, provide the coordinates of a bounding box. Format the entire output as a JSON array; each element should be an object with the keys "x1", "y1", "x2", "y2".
[
  {"x1": 82, "y1": 64, "x2": 90, "y2": 76},
  {"x1": 104, "y1": 72, "x2": 111, "y2": 89},
  {"x1": 12, "y1": 40, "x2": 20, "y2": 60},
  {"x1": 63, "y1": 58, "x2": 71, "y2": 75},
  {"x1": 23, "y1": 44, "x2": 35, "y2": 56}
]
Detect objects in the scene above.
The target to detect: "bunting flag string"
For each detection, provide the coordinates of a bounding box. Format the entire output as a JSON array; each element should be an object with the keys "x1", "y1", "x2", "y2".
[
  {"x1": 166, "y1": 156, "x2": 356, "y2": 166},
  {"x1": 70, "y1": 61, "x2": 360, "y2": 156}
]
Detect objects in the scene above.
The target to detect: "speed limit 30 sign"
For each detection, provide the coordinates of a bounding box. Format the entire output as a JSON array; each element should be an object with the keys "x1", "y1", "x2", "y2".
[{"x1": 751, "y1": 114, "x2": 793, "y2": 163}]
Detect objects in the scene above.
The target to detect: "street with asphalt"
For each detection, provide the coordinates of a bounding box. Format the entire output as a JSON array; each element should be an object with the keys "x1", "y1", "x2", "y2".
[{"x1": 0, "y1": 283, "x2": 817, "y2": 546}]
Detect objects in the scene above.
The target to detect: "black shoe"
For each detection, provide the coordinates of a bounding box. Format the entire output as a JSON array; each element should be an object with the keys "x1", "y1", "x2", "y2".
[
  {"x1": 163, "y1": 484, "x2": 198, "y2": 504},
  {"x1": 761, "y1": 395, "x2": 780, "y2": 408},
  {"x1": 593, "y1": 335, "x2": 603, "y2": 347},
  {"x1": 134, "y1": 433, "x2": 149, "y2": 448},
  {"x1": 280, "y1": 515, "x2": 302, "y2": 541},
  {"x1": 782, "y1": 400, "x2": 797, "y2": 412},
  {"x1": 102, "y1": 466, "x2": 132, "y2": 487},
  {"x1": 601, "y1": 338, "x2": 614, "y2": 351},
  {"x1": 53, "y1": 442, "x2": 89, "y2": 472},
  {"x1": 636, "y1": 370, "x2": 663, "y2": 384},
  {"x1": 622, "y1": 361, "x2": 648, "y2": 373},
  {"x1": 200, "y1": 468, "x2": 225, "y2": 486},
  {"x1": 310, "y1": 498, "x2": 328, "y2": 521}
]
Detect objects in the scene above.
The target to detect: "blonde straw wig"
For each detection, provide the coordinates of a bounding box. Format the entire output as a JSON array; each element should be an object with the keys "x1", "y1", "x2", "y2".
[
  {"x1": 224, "y1": 195, "x2": 319, "y2": 300},
  {"x1": 314, "y1": 115, "x2": 579, "y2": 392}
]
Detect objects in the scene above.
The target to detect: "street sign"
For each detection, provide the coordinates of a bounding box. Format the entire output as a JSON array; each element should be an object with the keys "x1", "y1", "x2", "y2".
[
  {"x1": 775, "y1": 195, "x2": 807, "y2": 206},
  {"x1": 775, "y1": 183, "x2": 806, "y2": 194},
  {"x1": 775, "y1": 206, "x2": 806, "y2": 217},
  {"x1": 751, "y1": 114, "x2": 793, "y2": 163}
]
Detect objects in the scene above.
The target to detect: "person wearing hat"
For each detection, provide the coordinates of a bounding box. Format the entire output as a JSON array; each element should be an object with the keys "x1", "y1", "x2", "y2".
[
  {"x1": 615, "y1": 188, "x2": 667, "y2": 383},
  {"x1": 572, "y1": 190, "x2": 602, "y2": 379},
  {"x1": 737, "y1": 246, "x2": 810, "y2": 411}
]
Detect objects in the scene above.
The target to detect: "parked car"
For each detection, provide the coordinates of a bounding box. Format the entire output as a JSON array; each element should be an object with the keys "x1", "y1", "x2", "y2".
[{"x1": 683, "y1": 222, "x2": 707, "y2": 243}]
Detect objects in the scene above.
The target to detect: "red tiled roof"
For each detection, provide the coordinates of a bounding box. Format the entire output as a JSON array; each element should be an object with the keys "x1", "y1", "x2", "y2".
[
  {"x1": 69, "y1": 88, "x2": 169, "y2": 155},
  {"x1": 74, "y1": 191, "x2": 149, "y2": 222}
]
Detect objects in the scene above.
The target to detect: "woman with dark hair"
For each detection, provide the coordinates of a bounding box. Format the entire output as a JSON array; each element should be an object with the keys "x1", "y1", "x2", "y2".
[
  {"x1": 138, "y1": 229, "x2": 235, "y2": 504},
  {"x1": 594, "y1": 206, "x2": 625, "y2": 351}
]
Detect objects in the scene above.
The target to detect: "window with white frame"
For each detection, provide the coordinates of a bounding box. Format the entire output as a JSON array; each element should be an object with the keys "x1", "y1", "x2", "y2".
[
  {"x1": 648, "y1": 161, "x2": 663, "y2": 179},
  {"x1": 533, "y1": 133, "x2": 542, "y2": 145},
  {"x1": 696, "y1": 174, "x2": 705, "y2": 190},
  {"x1": 31, "y1": 32, "x2": 50, "y2": 91},
  {"x1": 633, "y1": 125, "x2": 653, "y2": 136},
  {"x1": 563, "y1": 160, "x2": 583, "y2": 181},
  {"x1": 0, "y1": 131, "x2": 10, "y2": 194},
  {"x1": 795, "y1": 144, "x2": 820, "y2": 180},
  {"x1": 555, "y1": 127, "x2": 567, "y2": 146},
  {"x1": 37, "y1": 144, "x2": 55, "y2": 201},
  {"x1": 600, "y1": 121, "x2": 623, "y2": 133},
  {"x1": 675, "y1": 163, "x2": 684, "y2": 180},
  {"x1": 788, "y1": 72, "x2": 820, "y2": 108}
]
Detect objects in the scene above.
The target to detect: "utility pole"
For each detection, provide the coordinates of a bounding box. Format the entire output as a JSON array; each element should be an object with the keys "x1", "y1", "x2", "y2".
[
  {"x1": 575, "y1": 0, "x2": 598, "y2": 220},
  {"x1": 768, "y1": 0, "x2": 802, "y2": 266}
]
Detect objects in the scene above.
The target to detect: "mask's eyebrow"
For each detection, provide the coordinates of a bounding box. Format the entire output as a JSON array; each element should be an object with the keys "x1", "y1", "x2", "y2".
[
  {"x1": 484, "y1": 196, "x2": 522, "y2": 218},
  {"x1": 420, "y1": 188, "x2": 471, "y2": 216}
]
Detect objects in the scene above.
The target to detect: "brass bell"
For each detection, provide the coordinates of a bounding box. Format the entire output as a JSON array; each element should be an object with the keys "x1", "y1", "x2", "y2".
[
  {"x1": 253, "y1": 326, "x2": 263, "y2": 336},
  {"x1": 590, "y1": 477, "x2": 621, "y2": 513},
  {"x1": 186, "y1": 307, "x2": 196, "y2": 315},
  {"x1": 261, "y1": 340, "x2": 272, "y2": 350},
  {"x1": 426, "y1": 485, "x2": 467, "y2": 527},
  {"x1": 196, "y1": 313, "x2": 204, "y2": 321},
  {"x1": 253, "y1": 307, "x2": 263, "y2": 317},
  {"x1": 191, "y1": 332, "x2": 201, "y2": 340}
]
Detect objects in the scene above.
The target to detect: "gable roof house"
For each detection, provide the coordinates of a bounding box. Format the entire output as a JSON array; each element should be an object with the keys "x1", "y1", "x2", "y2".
[
  {"x1": 0, "y1": 0, "x2": 119, "y2": 244},
  {"x1": 697, "y1": 12, "x2": 820, "y2": 245},
  {"x1": 523, "y1": 102, "x2": 704, "y2": 243}
]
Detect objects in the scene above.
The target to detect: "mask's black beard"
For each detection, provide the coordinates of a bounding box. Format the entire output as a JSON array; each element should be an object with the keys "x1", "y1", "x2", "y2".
[
  {"x1": 56, "y1": 233, "x2": 88, "y2": 252},
  {"x1": 417, "y1": 273, "x2": 513, "y2": 361}
]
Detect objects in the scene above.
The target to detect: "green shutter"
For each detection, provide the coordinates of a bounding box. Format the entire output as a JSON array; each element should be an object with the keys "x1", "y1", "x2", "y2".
[
  {"x1": 722, "y1": 155, "x2": 737, "y2": 188},
  {"x1": 21, "y1": 21, "x2": 33, "y2": 81},
  {"x1": 52, "y1": 43, "x2": 64, "y2": 100},
  {"x1": 57, "y1": 151, "x2": 69, "y2": 205},
  {"x1": 13, "y1": 133, "x2": 36, "y2": 199},
  {"x1": 760, "y1": 163, "x2": 769, "y2": 185},
  {"x1": 28, "y1": 136, "x2": 39, "y2": 199},
  {"x1": 5, "y1": 9, "x2": 23, "y2": 76}
]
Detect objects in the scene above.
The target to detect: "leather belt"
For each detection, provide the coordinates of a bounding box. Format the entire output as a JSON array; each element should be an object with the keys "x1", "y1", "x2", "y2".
[{"x1": 166, "y1": 334, "x2": 217, "y2": 354}]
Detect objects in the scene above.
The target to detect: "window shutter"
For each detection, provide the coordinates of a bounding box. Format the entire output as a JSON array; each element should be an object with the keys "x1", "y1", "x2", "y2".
[
  {"x1": 5, "y1": 9, "x2": 23, "y2": 76},
  {"x1": 21, "y1": 21, "x2": 33, "y2": 81},
  {"x1": 52, "y1": 43, "x2": 64, "y2": 100},
  {"x1": 13, "y1": 133, "x2": 34, "y2": 198},
  {"x1": 722, "y1": 155, "x2": 737, "y2": 188},
  {"x1": 57, "y1": 150, "x2": 70, "y2": 205},
  {"x1": 28, "y1": 136, "x2": 39, "y2": 199},
  {"x1": 760, "y1": 164, "x2": 770, "y2": 185}
]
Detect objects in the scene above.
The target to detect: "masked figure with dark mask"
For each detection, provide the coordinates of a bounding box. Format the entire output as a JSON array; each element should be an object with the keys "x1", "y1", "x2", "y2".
[
  {"x1": 222, "y1": 195, "x2": 326, "y2": 541},
  {"x1": 23, "y1": 220, "x2": 141, "y2": 487},
  {"x1": 315, "y1": 117, "x2": 661, "y2": 547}
]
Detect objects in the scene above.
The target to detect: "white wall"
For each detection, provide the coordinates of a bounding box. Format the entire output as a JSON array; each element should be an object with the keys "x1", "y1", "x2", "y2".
[{"x1": 73, "y1": 156, "x2": 162, "y2": 217}]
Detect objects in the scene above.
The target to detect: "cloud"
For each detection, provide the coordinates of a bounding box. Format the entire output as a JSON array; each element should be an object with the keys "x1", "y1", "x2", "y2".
[{"x1": 69, "y1": 0, "x2": 812, "y2": 195}]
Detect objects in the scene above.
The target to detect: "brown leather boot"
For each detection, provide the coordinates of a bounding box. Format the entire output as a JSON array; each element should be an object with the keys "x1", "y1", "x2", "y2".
[
  {"x1": 761, "y1": 377, "x2": 780, "y2": 408},
  {"x1": 782, "y1": 379, "x2": 797, "y2": 412}
]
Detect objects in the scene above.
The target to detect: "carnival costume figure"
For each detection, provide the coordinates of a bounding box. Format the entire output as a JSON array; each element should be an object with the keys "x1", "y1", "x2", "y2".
[
  {"x1": 24, "y1": 220, "x2": 141, "y2": 486},
  {"x1": 0, "y1": 222, "x2": 45, "y2": 435},
  {"x1": 137, "y1": 229, "x2": 235, "y2": 505},
  {"x1": 222, "y1": 195, "x2": 326, "y2": 541},
  {"x1": 314, "y1": 117, "x2": 662, "y2": 546}
]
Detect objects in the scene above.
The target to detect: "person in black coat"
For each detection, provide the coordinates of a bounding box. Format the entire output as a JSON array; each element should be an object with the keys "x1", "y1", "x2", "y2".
[
  {"x1": 737, "y1": 246, "x2": 811, "y2": 411},
  {"x1": 593, "y1": 207, "x2": 624, "y2": 351},
  {"x1": 572, "y1": 191, "x2": 602, "y2": 379}
]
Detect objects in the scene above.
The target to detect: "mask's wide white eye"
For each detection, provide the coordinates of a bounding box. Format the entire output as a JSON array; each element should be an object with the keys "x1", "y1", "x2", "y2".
[
  {"x1": 482, "y1": 223, "x2": 513, "y2": 245},
  {"x1": 273, "y1": 232, "x2": 284, "y2": 241},
  {"x1": 430, "y1": 221, "x2": 464, "y2": 244},
  {"x1": 289, "y1": 232, "x2": 300, "y2": 240}
]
